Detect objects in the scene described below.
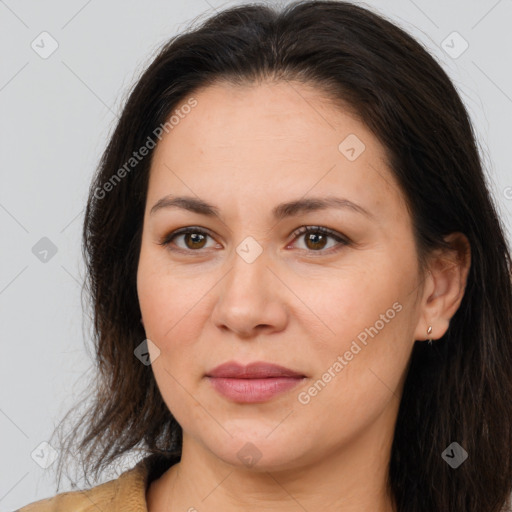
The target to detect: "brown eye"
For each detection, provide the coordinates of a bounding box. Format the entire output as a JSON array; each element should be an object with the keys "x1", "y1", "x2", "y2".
[
  {"x1": 159, "y1": 227, "x2": 215, "y2": 252},
  {"x1": 159, "y1": 225, "x2": 350, "y2": 255},
  {"x1": 182, "y1": 232, "x2": 207, "y2": 249},
  {"x1": 290, "y1": 226, "x2": 350, "y2": 253},
  {"x1": 304, "y1": 231, "x2": 328, "y2": 250}
]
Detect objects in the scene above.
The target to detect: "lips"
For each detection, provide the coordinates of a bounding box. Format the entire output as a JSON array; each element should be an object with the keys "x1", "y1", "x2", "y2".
[
  {"x1": 206, "y1": 360, "x2": 305, "y2": 379},
  {"x1": 205, "y1": 361, "x2": 306, "y2": 403}
]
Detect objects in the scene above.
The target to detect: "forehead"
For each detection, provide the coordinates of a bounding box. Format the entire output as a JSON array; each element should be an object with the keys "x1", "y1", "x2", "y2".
[{"x1": 147, "y1": 80, "x2": 408, "y2": 223}]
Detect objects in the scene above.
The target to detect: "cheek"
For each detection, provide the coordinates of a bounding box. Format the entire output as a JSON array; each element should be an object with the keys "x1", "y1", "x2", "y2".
[
  {"x1": 137, "y1": 245, "x2": 202, "y2": 342},
  {"x1": 137, "y1": 260, "x2": 205, "y2": 421},
  {"x1": 138, "y1": 278, "x2": 203, "y2": 360},
  {"x1": 295, "y1": 257, "x2": 414, "y2": 402},
  {"x1": 136, "y1": 250, "x2": 216, "y2": 397},
  {"x1": 293, "y1": 258, "x2": 405, "y2": 345},
  {"x1": 296, "y1": 303, "x2": 411, "y2": 446}
]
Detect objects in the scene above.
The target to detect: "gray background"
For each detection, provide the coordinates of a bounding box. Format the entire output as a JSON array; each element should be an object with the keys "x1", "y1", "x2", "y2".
[{"x1": 1, "y1": 0, "x2": 511, "y2": 509}]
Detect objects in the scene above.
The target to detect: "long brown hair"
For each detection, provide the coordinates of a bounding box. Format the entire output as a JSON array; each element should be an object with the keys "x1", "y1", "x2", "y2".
[{"x1": 50, "y1": 1, "x2": 512, "y2": 510}]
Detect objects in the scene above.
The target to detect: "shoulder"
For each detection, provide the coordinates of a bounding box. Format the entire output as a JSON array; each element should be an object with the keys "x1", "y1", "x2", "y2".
[
  {"x1": 16, "y1": 476, "x2": 123, "y2": 512},
  {"x1": 15, "y1": 452, "x2": 180, "y2": 512},
  {"x1": 15, "y1": 461, "x2": 146, "y2": 512}
]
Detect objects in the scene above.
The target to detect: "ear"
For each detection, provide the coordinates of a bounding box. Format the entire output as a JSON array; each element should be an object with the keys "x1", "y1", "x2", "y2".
[{"x1": 413, "y1": 232, "x2": 471, "y2": 341}]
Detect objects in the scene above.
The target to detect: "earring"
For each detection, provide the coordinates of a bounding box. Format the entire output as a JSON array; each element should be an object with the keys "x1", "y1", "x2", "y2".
[{"x1": 426, "y1": 325, "x2": 432, "y2": 345}]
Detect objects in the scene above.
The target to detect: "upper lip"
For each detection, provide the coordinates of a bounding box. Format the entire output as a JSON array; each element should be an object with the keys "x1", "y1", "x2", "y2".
[{"x1": 206, "y1": 361, "x2": 305, "y2": 379}]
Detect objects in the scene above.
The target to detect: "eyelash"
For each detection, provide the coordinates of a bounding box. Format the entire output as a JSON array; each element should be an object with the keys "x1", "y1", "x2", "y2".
[{"x1": 158, "y1": 225, "x2": 351, "y2": 255}]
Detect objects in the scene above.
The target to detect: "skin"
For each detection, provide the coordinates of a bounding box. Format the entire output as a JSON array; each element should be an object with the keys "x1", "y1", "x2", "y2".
[{"x1": 137, "y1": 80, "x2": 471, "y2": 512}]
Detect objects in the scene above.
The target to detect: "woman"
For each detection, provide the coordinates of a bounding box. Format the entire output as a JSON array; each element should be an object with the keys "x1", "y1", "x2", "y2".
[{"x1": 17, "y1": 1, "x2": 512, "y2": 511}]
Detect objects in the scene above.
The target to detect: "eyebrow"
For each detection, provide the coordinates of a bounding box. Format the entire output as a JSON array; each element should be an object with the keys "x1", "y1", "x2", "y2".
[{"x1": 150, "y1": 195, "x2": 373, "y2": 220}]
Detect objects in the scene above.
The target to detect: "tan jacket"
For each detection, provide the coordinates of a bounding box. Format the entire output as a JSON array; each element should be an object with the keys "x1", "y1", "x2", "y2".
[{"x1": 16, "y1": 453, "x2": 179, "y2": 512}]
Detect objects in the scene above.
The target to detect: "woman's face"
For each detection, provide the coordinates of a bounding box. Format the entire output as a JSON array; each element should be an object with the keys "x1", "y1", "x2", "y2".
[{"x1": 137, "y1": 80, "x2": 428, "y2": 471}]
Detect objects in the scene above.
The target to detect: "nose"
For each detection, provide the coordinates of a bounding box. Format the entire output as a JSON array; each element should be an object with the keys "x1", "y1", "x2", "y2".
[{"x1": 210, "y1": 244, "x2": 288, "y2": 338}]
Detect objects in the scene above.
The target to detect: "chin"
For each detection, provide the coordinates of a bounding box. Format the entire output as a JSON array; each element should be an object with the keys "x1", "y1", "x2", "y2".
[{"x1": 205, "y1": 436, "x2": 308, "y2": 473}]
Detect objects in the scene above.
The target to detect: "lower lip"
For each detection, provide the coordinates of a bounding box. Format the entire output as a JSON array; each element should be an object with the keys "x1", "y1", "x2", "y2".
[{"x1": 206, "y1": 376, "x2": 305, "y2": 403}]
